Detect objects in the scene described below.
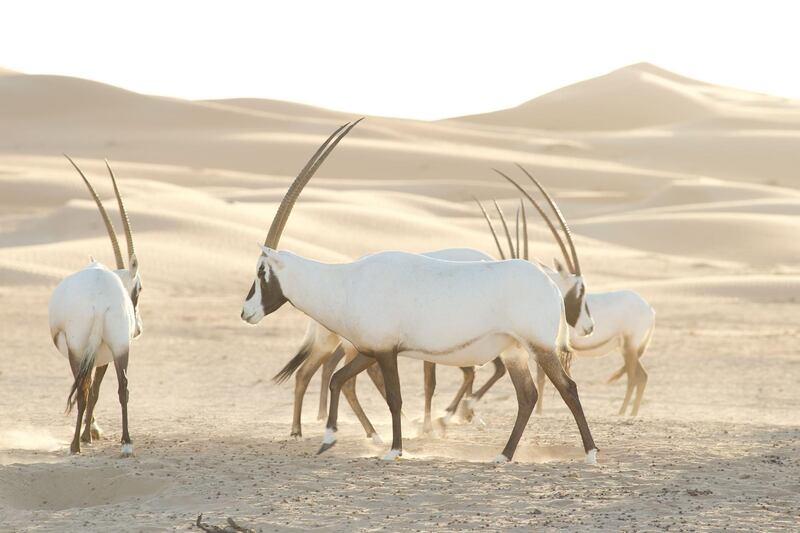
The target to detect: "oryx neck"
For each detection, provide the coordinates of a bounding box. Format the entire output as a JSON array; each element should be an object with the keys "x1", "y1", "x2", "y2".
[{"x1": 275, "y1": 251, "x2": 349, "y2": 334}]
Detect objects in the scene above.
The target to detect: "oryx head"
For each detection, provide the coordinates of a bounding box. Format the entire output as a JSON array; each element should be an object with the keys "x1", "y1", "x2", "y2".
[
  {"x1": 66, "y1": 156, "x2": 143, "y2": 338},
  {"x1": 480, "y1": 165, "x2": 594, "y2": 336},
  {"x1": 241, "y1": 119, "x2": 362, "y2": 324}
]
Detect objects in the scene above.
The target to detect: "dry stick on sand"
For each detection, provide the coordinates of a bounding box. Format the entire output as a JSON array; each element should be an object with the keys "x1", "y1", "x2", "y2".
[{"x1": 195, "y1": 514, "x2": 254, "y2": 533}]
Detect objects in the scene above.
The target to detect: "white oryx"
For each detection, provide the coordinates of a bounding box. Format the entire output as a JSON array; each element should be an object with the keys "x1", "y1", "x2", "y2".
[
  {"x1": 48, "y1": 157, "x2": 142, "y2": 456},
  {"x1": 464, "y1": 166, "x2": 656, "y2": 416},
  {"x1": 240, "y1": 120, "x2": 598, "y2": 463},
  {"x1": 271, "y1": 247, "x2": 497, "y2": 441}
]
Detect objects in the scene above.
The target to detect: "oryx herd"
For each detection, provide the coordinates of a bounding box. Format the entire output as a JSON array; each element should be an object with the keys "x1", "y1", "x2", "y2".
[{"x1": 48, "y1": 119, "x2": 655, "y2": 464}]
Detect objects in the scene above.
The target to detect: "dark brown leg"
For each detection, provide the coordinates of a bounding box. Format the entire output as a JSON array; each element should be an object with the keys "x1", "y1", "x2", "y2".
[
  {"x1": 536, "y1": 347, "x2": 597, "y2": 461},
  {"x1": 471, "y1": 357, "x2": 506, "y2": 403},
  {"x1": 69, "y1": 354, "x2": 91, "y2": 455},
  {"x1": 375, "y1": 352, "x2": 403, "y2": 460},
  {"x1": 423, "y1": 362, "x2": 436, "y2": 434},
  {"x1": 444, "y1": 367, "x2": 474, "y2": 418},
  {"x1": 535, "y1": 362, "x2": 546, "y2": 414},
  {"x1": 318, "y1": 353, "x2": 376, "y2": 454},
  {"x1": 497, "y1": 356, "x2": 537, "y2": 461},
  {"x1": 81, "y1": 364, "x2": 108, "y2": 443},
  {"x1": 341, "y1": 370, "x2": 380, "y2": 442},
  {"x1": 318, "y1": 345, "x2": 345, "y2": 420},
  {"x1": 113, "y1": 352, "x2": 133, "y2": 457},
  {"x1": 366, "y1": 362, "x2": 387, "y2": 400}
]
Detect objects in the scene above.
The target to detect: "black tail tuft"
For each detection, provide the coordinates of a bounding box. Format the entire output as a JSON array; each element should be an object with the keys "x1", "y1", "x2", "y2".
[
  {"x1": 273, "y1": 338, "x2": 315, "y2": 384},
  {"x1": 66, "y1": 358, "x2": 93, "y2": 414}
]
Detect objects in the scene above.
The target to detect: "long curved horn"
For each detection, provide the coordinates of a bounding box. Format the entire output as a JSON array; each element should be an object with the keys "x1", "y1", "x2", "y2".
[
  {"x1": 515, "y1": 206, "x2": 520, "y2": 260},
  {"x1": 265, "y1": 119, "x2": 362, "y2": 248},
  {"x1": 520, "y1": 198, "x2": 528, "y2": 261},
  {"x1": 493, "y1": 168, "x2": 575, "y2": 273},
  {"x1": 515, "y1": 164, "x2": 581, "y2": 275},
  {"x1": 473, "y1": 197, "x2": 506, "y2": 259},
  {"x1": 64, "y1": 155, "x2": 124, "y2": 269},
  {"x1": 493, "y1": 200, "x2": 516, "y2": 259},
  {"x1": 105, "y1": 160, "x2": 134, "y2": 263}
]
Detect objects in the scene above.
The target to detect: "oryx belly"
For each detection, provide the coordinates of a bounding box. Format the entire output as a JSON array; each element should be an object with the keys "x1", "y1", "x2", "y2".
[{"x1": 400, "y1": 333, "x2": 516, "y2": 367}]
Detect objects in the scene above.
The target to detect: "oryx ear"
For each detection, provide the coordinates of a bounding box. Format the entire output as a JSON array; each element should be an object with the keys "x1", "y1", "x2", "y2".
[
  {"x1": 260, "y1": 245, "x2": 285, "y2": 271},
  {"x1": 553, "y1": 258, "x2": 567, "y2": 276},
  {"x1": 129, "y1": 253, "x2": 139, "y2": 278}
]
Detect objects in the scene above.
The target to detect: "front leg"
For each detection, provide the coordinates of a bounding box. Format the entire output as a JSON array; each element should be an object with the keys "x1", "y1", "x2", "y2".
[
  {"x1": 318, "y1": 353, "x2": 376, "y2": 455},
  {"x1": 375, "y1": 352, "x2": 403, "y2": 460},
  {"x1": 423, "y1": 362, "x2": 436, "y2": 435}
]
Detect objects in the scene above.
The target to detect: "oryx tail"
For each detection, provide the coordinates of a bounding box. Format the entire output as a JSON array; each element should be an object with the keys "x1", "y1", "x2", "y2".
[{"x1": 66, "y1": 313, "x2": 104, "y2": 412}]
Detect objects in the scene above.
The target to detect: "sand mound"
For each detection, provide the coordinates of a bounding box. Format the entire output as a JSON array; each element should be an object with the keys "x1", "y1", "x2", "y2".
[{"x1": 457, "y1": 63, "x2": 717, "y2": 130}]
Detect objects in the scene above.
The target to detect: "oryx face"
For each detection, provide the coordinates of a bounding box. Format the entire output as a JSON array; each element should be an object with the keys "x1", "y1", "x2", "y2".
[
  {"x1": 241, "y1": 246, "x2": 288, "y2": 324},
  {"x1": 554, "y1": 260, "x2": 593, "y2": 336}
]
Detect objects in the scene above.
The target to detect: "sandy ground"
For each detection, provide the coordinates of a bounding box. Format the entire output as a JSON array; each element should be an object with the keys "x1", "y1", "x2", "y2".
[{"x1": 0, "y1": 63, "x2": 798, "y2": 531}]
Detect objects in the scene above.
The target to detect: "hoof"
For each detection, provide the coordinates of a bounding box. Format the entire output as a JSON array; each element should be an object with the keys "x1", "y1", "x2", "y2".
[
  {"x1": 290, "y1": 431, "x2": 302, "y2": 440},
  {"x1": 382, "y1": 449, "x2": 402, "y2": 461},
  {"x1": 421, "y1": 422, "x2": 434, "y2": 436},
  {"x1": 70, "y1": 446, "x2": 80, "y2": 455},
  {"x1": 458, "y1": 398, "x2": 476, "y2": 422},
  {"x1": 491, "y1": 454, "x2": 509, "y2": 464},
  {"x1": 471, "y1": 414, "x2": 487, "y2": 429},
  {"x1": 317, "y1": 412, "x2": 326, "y2": 422},
  {"x1": 436, "y1": 412, "x2": 453, "y2": 428},
  {"x1": 121, "y1": 443, "x2": 134, "y2": 458},
  {"x1": 317, "y1": 428, "x2": 336, "y2": 455},
  {"x1": 90, "y1": 422, "x2": 103, "y2": 440},
  {"x1": 80, "y1": 432, "x2": 92, "y2": 444},
  {"x1": 369, "y1": 433, "x2": 384, "y2": 445},
  {"x1": 317, "y1": 441, "x2": 336, "y2": 455},
  {"x1": 585, "y1": 448, "x2": 598, "y2": 465}
]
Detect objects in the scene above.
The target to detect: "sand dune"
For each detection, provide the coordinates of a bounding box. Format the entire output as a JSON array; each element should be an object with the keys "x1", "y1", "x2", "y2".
[{"x1": 0, "y1": 63, "x2": 798, "y2": 531}]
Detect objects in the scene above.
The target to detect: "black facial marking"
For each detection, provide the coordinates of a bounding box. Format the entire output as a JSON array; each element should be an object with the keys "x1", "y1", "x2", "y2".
[
  {"x1": 130, "y1": 284, "x2": 141, "y2": 308},
  {"x1": 563, "y1": 284, "x2": 583, "y2": 327},
  {"x1": 259, "y1": 265, "x2": 288, "y2": 315},
  {"x1": 246, "y1": 281, "x2": 256, "y2": 300}
]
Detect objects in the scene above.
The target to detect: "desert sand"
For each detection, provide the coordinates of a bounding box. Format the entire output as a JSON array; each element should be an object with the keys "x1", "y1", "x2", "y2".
[{"x1": 0, "y1": 63, "x2": 798, "y2": 531}]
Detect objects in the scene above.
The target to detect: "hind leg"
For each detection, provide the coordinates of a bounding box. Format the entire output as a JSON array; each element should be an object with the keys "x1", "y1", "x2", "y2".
[
  {"x1": 81, "y1": 364, "x2": 108, "y2": 443},
  {"x1": 113, "y1": 352, "x2": 133, "y2": 457},
  {"x1": 441, "y1": 367, "x2": 474, "y2": 424},
  {"x1": 630, "y1": 361, "x2": 648, "y2": 416},
  {"x1": 318, "y1": 345, "x2": 345, "y2": 420},
  {"x1": 290, "y1": 348, "x2": 328, "y2": 438},
  {"x1": 472, "y1": 357, "x2": 506, "y2": 403},
  {"x1": 618, "y1": 344, "x2": 639, "y2": 415},
  {"x1": 535, "y1": 347, "x2": 597, "y2": 462},
  {"x1": 534, "y1": 362, "x2": 546, "y2": 414},
  {"x1": 495, "y1": 351, "x2": 537, "y2": 462},
  {"x1": 68, "y1": 354, "x2": 91, "y2": 455}
]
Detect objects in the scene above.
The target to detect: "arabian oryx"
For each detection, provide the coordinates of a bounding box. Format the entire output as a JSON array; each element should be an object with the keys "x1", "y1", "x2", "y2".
[
  {"x1": 464, "y1": 166, "x2": 655, "y2": 416},
  {"x1": 240, "y1": 120, "x2": 599, "y2": 463},
  {"x1": 273, "y1": 182, "x2": 588, "y2": 439},
  {"x1": 48, "y1": 157, "x2": 141, "y2": 456}
]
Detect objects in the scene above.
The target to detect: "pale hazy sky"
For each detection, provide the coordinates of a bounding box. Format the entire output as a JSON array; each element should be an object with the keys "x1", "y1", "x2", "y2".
[{"x1": 2, "y1": 0, "x2": 799, "y2": 119}]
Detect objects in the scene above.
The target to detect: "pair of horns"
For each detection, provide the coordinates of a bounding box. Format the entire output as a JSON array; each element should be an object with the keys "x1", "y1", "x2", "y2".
[
  {"x1": 477, "y1": 165, "x2": 581, "y2": 275},
  {"x1": 473, "y1": 198, "x2": 528, "y2": 261},
  {"x1": 65, "y1": 155, "x2": 135, "y2": 270},
  {"x1": 264, "y1": 119, "x2": 363, "y2": 249}
]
